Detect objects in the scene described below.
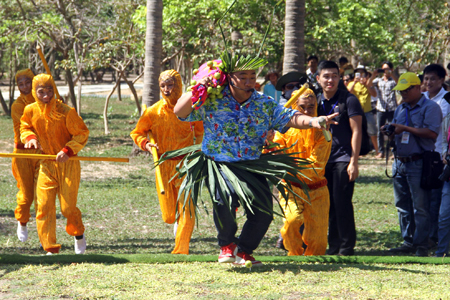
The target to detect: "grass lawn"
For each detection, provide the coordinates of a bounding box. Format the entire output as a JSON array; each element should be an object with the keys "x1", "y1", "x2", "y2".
[{"x1": 0, "y1": 96, "x2": 449, "y2": 299}]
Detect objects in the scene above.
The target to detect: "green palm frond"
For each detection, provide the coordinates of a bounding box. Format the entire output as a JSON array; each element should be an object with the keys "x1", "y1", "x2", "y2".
[
  {"x1": 157, "y1": 145, "x2": 314, "y2": 222},
  {"x1": 219, "y1": 51, "x2": 268, "y2": 74}
]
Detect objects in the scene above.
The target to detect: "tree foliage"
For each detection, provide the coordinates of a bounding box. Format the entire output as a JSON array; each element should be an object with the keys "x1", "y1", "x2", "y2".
[
  {"x1": 305, "y1": 0, "x2": 450, "y2": 69},
  {"x1": 0, "y1": 0, "x2": 449, "y2": 104}
]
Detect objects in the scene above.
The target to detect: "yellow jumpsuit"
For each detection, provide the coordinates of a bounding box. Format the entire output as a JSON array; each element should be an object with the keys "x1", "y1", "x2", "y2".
[
  {"x1": 20, "y1": 74, "x2": 89, "y2": 253},
  {"x1": 273, "y1": 100, "x2": 332, "y2": 256},
  {"x1": 130, "y1": 70, "x2": 204, "y2": 254},
  {"x1": 12, "y1": 69, "x2": 41, "y2": 224}
]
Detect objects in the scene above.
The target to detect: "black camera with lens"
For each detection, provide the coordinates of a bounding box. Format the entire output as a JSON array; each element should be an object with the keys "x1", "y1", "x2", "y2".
[
  {"x1": 382, "y1": 123, "x2": 396, "y2": 136},
  {"x1": 439, "y1": 154, "x2": 450, "y2": 182}
]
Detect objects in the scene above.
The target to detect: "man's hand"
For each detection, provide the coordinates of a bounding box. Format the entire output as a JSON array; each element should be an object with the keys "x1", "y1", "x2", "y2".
[
  {"x1": 312, "y1": 113, "x2": 339, "y2": 130},
  {"x1": 24, "y1": 139, "x2": 41, "y2": 150},
  {"x1": 56, "y1": 150, "x2": 70, "y2": 163},
  {"x1": 347, "y1": 161, "x2": 359, "y2": 182},
  {"x1": 145, "y1": 142, "x2": 159, "y2": 152},
  {"x1": 390, "y1": 123, "x2": 406, "y2": 134}
]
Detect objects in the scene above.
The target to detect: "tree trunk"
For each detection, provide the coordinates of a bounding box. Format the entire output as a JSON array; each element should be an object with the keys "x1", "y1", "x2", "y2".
[
  {"x1": 77, "y1": 80, "x2": 82, "y2": 114},
  {"x1": 65, "y1": 70, "x2": 77, "y2": 109},
  {"x1": 0, "y1": 90, "x2": 10, "y2": 115},
  {"x1": 283, "y1": 0, "x2": 305, "y2": 74},
  {"x1": 117, "y1": 81, "x2": 122, "y2": 101},
  {"x1": 142, "y1": 0, "x2": 163, "y2": 108},
  {"x1": 122, "y1": 72, "x2": 141, "y2": 115},
  {"x1": 103, "y1": 75, "x2": 123, "y2": 135}
]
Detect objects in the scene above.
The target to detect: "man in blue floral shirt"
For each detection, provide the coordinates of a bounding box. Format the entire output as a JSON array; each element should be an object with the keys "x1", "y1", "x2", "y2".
[{"x1": 175, "y1": 67, "x2": 337, "y2": 267}]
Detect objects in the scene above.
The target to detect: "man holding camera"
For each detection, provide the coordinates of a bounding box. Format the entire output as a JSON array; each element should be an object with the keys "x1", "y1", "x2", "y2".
[
  {"x1": 384, "y1": 72, "x2": 442, "y2": 257},
  {"x1": 368, "y1": 62, "x2": 398, "y2": 159}
]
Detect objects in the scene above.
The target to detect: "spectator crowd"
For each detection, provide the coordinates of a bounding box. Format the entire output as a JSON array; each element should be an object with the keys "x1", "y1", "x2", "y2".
[{"x1": 262, "y1": 57, "x2": 450, "y2": 257}]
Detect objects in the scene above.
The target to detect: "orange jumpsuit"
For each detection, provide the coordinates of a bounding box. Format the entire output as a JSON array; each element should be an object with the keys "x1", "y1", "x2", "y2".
[
  {"x1": 12, "y1": 69, "x2": 41, "y2": 224},
  {"x1": 20, "y1": 74, "x2": 89, "y2": 253},
  {"x1": 273, "y1": 94, "x2": 332, "y2": 256},
  {"x1": 130, "y1": 70, "x2": 204, "y2": 254}
]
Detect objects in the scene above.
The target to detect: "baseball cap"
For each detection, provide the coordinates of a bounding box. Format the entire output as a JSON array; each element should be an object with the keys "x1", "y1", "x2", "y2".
[{"x1": 392, "y1": 72, "x2": 421, "y2": 91}]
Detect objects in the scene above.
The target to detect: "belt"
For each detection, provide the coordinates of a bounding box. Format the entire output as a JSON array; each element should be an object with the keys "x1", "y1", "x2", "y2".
[
  {"x1": 397, "y1": 154, "x2": 423, "y2": 163},
  {"x1": 287, "y1": 178, "x2": 328, "y2": 190}
]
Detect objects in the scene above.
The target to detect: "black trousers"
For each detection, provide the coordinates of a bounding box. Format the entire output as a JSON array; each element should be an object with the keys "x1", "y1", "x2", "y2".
[
  {"x1": 209, "y1": 167, "x2": 273, "y2": 255},
  {"x1": 326, "y1": 162, "x2": 356, "y2": 255}
]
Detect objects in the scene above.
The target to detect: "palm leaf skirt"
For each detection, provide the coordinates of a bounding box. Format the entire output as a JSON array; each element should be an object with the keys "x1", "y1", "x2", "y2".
[{"x1": 157, "y1": 144, "x2": 314, "y2": 219}]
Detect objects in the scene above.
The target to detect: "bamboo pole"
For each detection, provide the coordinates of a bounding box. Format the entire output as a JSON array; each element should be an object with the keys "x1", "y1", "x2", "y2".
[
  {"x1": 148, "y1": 131, "x2": 165, "y2": 195},
  {"x1": 36, "y1": 46, "x2": 61, "y2": 100},
  {"x1": 284, "y1": 83, "x2": 309, "y2": 108},
  {"x1": 0, "y1": 153, "x2": 129, "y2": 162}
]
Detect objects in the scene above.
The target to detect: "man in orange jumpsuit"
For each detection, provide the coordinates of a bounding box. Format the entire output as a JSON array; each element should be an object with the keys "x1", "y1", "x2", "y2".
[
  {"x1": 270, "y1": 88, "x2": 332, "y2": 255},
  {"x1": 12, "y1": 69, "x2": 41, "y2": 242},
  {"x1": 21, "y1": 74, "x2": 89, "y2": 254},
  {"x1": 130, "y1": 70, "x2": 204, "y2": 254}
]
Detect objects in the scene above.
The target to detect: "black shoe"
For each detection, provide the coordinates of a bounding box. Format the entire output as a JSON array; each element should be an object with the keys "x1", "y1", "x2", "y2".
[
  {"x1": 275, "y1": 237, "x2": 287, "y2": 251},
  {"x1": 415, "y1": 246, "x2": 428, "y2": 257},
  {"x1": 338, "y1": 250, "x2": 355, "y2": 256},
  {"x1": 388, "y1": 244, "x2": 415, "y2": 253},
  {"x1": 428, "y1": 238, "x2": 438, "y2": 250}
]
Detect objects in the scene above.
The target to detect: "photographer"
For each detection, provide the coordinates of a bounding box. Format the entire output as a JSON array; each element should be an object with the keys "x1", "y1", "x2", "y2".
[
  {"x1": 368, "y1": 62, "x2": 398, "y2": 159},
  {"x1": 384, "y1": 73, "x2": 442, "y2": 257},
  {"x1": 347, "y1": 66, "x2": 379, "y2": 154}
]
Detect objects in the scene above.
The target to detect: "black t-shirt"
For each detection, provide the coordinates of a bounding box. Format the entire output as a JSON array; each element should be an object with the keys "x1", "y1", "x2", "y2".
[{"x1": 318, "y1": 88, "x2": 364, "y2": 163}]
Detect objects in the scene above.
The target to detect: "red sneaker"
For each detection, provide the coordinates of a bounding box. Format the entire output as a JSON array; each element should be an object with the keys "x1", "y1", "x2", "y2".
[
  {"x1": 233, "y1": 251, "x2": 263, "y2": 267},
  {"x1": 218, "y1": 243, "x2": 237, "y2": 263}
]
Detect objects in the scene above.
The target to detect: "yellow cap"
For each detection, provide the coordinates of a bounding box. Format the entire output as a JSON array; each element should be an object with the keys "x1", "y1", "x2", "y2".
[{"x1": 392, "y1": 72, "x2": 421, "y2": 91}]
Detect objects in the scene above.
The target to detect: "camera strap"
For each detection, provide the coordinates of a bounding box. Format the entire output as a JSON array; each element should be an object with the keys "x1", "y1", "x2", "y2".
[{"x1": 385, "y1": 137, "x2": 398, "y2": 178}]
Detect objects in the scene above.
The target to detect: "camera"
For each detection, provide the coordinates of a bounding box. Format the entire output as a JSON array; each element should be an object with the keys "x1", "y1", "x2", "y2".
[
  {"x1": 439, "y1": 154, "x2": 450, "y2": 182},
  {"x1": 382, "y1": 123, "x2": 396, "y2": 136},
  {"x1": 377, "y1": 68, "x2": 384, "y2": 73}
]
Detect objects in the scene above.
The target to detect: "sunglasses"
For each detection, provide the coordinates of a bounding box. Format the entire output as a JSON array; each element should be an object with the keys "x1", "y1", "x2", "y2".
[
  {"x1": 285, "y1": 83, "x2": 301, "y2": 90},
  {"x1": 399, "y1": 85, "x2": 415, "y2": 94}
]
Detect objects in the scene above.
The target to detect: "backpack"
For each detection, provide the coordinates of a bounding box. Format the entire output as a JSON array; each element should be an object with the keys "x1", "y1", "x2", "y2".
[{"x1": 333, "y1": 89, "x2": 371, "y2": 156}]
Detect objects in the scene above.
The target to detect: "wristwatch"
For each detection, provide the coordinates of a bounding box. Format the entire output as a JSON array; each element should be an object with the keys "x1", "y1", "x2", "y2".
[{"x1": 309, "y1": 117, "x2": 317, "y2": 127}]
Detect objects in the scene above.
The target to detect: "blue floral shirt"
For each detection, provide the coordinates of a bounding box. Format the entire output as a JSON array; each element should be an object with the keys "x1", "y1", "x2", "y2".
[{"x1": 180, "y1": 86, "x2": 297, "y2": 162}]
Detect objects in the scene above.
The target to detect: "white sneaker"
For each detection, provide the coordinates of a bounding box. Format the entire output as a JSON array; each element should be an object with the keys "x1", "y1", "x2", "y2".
[
  {"x1": 17, "y1": 221, "x2": 28, "y2": 242},
  {"x1": 46, "y1": 252, "x2": 53, "y2": 255},
  {"x1": 74, "y1": 235, "x2": 86, "y2": 254},
  {"x1": 173, "y1": 222, "x2": 178, "y2": 237}
]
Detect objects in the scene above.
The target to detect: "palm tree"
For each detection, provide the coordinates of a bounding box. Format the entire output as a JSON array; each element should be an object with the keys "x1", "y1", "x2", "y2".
[
  {"x1": 282, "y1": 0, "x2": 305, "y2": 74},
  {"x1": 142, "y1": 0, "x2": 163, "y2": 108}
]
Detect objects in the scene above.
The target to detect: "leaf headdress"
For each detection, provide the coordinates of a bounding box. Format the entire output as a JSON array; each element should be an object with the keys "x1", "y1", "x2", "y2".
[{"x1": 189, "y1": 0, "x2": 283, "y2": 109}]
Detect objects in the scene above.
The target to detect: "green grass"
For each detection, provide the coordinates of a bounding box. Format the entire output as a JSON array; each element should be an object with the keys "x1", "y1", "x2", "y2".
[{"x1": 0, "y1": 96, "x2": 447, "y2": 299}]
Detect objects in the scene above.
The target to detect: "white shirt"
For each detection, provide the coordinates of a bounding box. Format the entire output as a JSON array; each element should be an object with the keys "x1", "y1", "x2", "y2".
[{"x1": 424, "y1": 87, "x2": 449, "y2": 154}]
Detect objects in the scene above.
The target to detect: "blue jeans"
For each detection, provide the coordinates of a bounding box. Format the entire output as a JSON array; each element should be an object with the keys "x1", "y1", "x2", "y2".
[
  {"x1": 392, "y1": 159, "x2": 431, "y2": 248},
  {"x1": 436, "y1": 181, "x2": 450, "y2": 256},
  {"x1": 429, "y1": 187, "x2": 443, "y2": 242}
]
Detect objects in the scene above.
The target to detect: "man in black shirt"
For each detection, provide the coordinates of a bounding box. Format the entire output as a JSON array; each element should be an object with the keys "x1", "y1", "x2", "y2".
[{"x1": 317, "y1": 60, "x2": 364, "y2": 256}]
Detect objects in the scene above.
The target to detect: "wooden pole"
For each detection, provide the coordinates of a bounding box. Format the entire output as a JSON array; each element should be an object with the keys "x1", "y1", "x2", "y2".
[
  {"x1": 284, "y1": 83, "x2": 309, "y2": 108},
  {"x1": 148, "y1": 131, "x2": 165, "y2": 195},
  {"x1": 36, "y1": 46, "x2": 61, "y2": 100},
  {"x1": 0, "y1": 153, "x2": 129, "y2": 162}
]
